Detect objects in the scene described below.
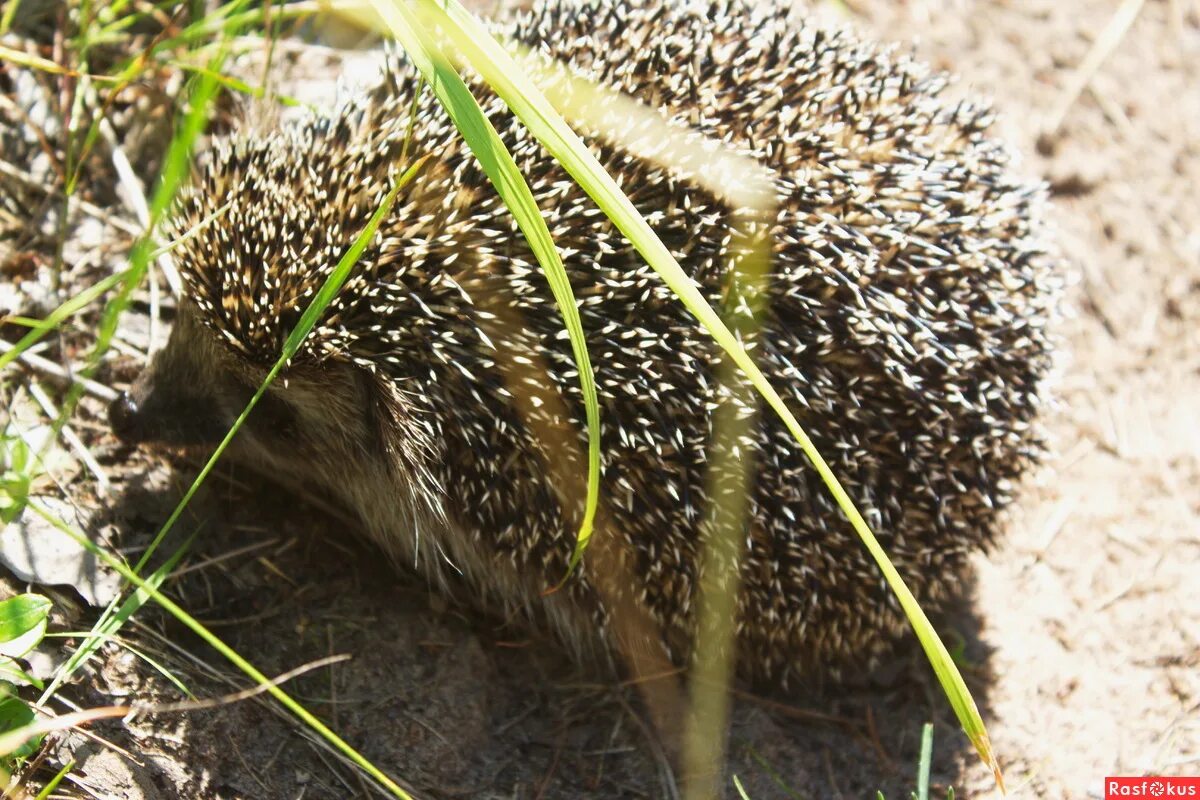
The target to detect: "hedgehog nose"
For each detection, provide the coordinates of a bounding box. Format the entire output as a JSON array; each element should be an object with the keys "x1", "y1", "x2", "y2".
[{"x1": 108, "y1": 391, "x2": 141, "y2": 443}]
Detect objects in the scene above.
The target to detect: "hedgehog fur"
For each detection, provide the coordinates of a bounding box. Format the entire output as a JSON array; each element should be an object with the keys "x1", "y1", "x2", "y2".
[{"x1": 110, "y1": 0, "x2": 1059, "y2": 685}]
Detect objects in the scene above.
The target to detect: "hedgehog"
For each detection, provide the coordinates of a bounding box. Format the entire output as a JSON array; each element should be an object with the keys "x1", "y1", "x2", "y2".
[{"x1": 108, "y1": 0, "x2": 1058, "y2": 686}]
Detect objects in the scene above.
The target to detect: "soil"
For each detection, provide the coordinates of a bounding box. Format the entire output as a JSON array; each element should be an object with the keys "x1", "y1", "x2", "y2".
[{"x1": 1, "y1": 0, "x2": 1197, "y2": 798}]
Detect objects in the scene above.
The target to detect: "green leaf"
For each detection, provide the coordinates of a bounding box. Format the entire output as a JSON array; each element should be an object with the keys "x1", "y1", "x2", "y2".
[
  {"x1": 0, "y1": 656, "x2": 43, "y2": 690},
  {"x1": 0, "y1": 594, "x2": 51, "y2": 658},
  {"x1": 0, "y1": 681, "x2": 40, "y2": 763},
  {"x1": 0, "y1": 436, "x2": 34, "y2": 524}
]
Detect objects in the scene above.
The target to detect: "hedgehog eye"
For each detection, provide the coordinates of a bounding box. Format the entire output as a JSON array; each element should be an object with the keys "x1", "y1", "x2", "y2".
[{"x1": 253, "y1": 390, "x2": 300, "y2": 441}]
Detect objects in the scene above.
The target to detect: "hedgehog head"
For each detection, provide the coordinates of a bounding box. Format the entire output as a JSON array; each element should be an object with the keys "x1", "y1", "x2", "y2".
[{"x1": 108, "y1": 105, "x2": 435, "y2": 494}]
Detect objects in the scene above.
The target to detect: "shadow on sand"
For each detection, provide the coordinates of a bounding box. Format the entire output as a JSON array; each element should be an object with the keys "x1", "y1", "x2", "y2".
[{"x1": 34, "y1": 458, "x2": 995, "y2": 799}]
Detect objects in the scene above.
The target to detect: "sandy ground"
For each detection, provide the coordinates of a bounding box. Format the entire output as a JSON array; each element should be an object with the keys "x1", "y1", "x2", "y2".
[
  {"x1": 849, "y1": 1, "x2": 1200, "y2": 795},
  {"x1": 1, "y1": 0, "x2": 1197, "y2": 798}
]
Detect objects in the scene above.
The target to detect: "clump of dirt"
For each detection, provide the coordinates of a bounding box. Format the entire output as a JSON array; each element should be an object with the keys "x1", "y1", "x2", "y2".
[{"x1": 1, "y1": 0, "x2": 1196, "y2": 798}]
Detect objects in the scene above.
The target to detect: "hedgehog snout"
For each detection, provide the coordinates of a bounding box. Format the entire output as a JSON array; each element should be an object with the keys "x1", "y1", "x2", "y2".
[
  {"x1": 108, "y1": 353, "x2": 230, "y2": 448},
  {"x1": 107, "y1": 391, "x2": 142, "y2": 442},
  {"x1": 107, "y1": 375, "x2": 222, "y2": 447}
]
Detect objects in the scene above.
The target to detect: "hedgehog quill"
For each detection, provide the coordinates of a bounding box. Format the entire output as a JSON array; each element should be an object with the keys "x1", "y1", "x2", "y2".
[{"x1": 110, "y1": 0, "x2": 1059, "y2": 685}]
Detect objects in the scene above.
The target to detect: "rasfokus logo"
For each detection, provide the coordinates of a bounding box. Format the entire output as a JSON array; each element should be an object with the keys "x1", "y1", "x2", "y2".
[{"x1": 1105, "y1": 777, "x2": 1200, "y2": 798}]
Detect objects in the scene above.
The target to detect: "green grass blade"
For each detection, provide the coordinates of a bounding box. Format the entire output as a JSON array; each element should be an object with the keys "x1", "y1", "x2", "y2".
[
  {"x1": 27, "y1": 500, "x2": 413, "y2": 799},
  {"x1": 279, "y1": 165, "x2": 415, "y2": 351},
  {"x1": 0, "y1": 271, "x2": 126, "y2": 372},
  {"x1": 168, "y1": 60, "x2": 307, "y2": 108},
  {"x1": 0, "y1": 45, "x2": 115, "y2": 81},
  {"x1": 33, "y1": 759, "x2": 73, "y2": 800},
  {"x1": 37, "y1": 26, "x2": 235, "y2": 702},
  {"x1": 35, "y1": 96, "x2": 420, "y2": 800},
  {"x1": 26, "y1": 160, "x2": 422, "y2": 797},
  {"x1": 367, "y1": 0, "x2": 601, "y2": 575},
  {"x1": 39, "y1": 532, "x2": 196, "y2": 702},
  {"x1": 46, "y1": 632, "x2": 193, "y2": 699},
  {"x1": 414, "y1": 0, "x2": 1000, "y2": 782},
  {"x1": 117, "y1": 156, "x2": 419, "y2": 590},
  {"x1": 917, "y1": 722, "x2": 933, "y2": 800},
  {"x1": 0, "y1": 0, "x2": 22, "y2": 37}
]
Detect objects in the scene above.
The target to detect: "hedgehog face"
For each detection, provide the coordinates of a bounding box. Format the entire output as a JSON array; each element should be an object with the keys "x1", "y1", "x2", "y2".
[
  {"x1": 108, "y1": 304, "x2": 392, "y2": 493},
  {"x1": 108, "y1": 306, "x2": 251, "y2": 448},
  {"x1": 106, "y1": 103, "x2": 430, "y2": 487}
]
